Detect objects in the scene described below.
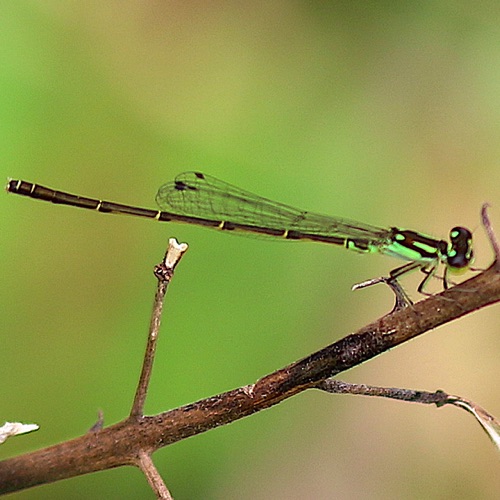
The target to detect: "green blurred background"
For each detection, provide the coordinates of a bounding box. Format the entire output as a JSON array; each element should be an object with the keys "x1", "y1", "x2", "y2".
[{"x1": 2, "y1": 2, "x2": 500, "y2": 498}]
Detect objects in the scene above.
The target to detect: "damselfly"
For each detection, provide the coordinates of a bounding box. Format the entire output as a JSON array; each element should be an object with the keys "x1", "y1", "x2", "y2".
[{"x1": 7, "y1": 172, "x2": 473, "y2": 294}]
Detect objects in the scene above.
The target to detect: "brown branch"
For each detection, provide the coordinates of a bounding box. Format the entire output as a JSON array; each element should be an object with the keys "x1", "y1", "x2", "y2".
[
  {"x1": 1, "y1": 260, "x2": 499, "y2": 495},
  {"x1": 1, "y1": 206, "x2": 499, "y2": 495}
]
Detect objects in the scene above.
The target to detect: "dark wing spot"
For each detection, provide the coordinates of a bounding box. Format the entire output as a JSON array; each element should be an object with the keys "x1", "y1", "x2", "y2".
[{"x1": 174, "y1": 181, "x2": 197, "y2": 191}]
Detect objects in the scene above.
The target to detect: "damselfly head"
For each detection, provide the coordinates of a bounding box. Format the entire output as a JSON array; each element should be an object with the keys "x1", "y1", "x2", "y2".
[{"x1": 447, "y1": 226, "x2": 474, "y2": 272}]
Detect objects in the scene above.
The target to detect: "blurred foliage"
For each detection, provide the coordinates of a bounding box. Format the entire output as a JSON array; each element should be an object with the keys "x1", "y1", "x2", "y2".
[{"x1": 1, "y1": 2, "x2": 500, "y2": 499}]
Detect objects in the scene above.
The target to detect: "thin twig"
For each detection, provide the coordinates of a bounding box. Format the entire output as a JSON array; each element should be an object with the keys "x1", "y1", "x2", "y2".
[
  {"x1": 136, "y1": 451, "x2": 173, "y2": 500},
  {"x1": 482, "y1": 203, "x2": 500, "y2": 265},
  {"x1": 317, "y1": 379, "x2": 500, "y2": 452},
  {"x1": 316, "y1": 379, "x2": 450, "y2": 405},
  {"x1": 130, "y1": 239, "x2": 188, "y2": 418}
]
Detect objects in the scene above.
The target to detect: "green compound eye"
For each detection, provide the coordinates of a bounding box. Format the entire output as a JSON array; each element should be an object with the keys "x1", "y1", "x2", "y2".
[{"x1": 447, "y1": 227, "x2": 474, "y2": 270}]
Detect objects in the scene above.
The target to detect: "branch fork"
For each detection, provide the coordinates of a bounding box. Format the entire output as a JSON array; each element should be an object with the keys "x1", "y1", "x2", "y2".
[{"x1": 1, "y1": 206, "x2": 499, "y2": 497}]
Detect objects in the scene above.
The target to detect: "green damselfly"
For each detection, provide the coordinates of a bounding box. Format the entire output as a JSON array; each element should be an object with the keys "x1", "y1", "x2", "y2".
[{"x1": 7, "y1": 172, "x2": 473, "y2": 295}]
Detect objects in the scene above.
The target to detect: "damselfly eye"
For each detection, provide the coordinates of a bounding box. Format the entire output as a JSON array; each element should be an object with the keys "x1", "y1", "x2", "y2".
[{"x1": 447, "y1": 227, "x2": 473, "y2": 269}]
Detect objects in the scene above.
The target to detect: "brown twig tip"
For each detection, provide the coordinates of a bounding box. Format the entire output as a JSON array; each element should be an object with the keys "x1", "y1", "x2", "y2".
[
  {"x1": 481, "y1": 203, "x2": 500, "y2": 264},
  {"x1": 88, "y1": 410, "x2": 104, "y2": 433}
]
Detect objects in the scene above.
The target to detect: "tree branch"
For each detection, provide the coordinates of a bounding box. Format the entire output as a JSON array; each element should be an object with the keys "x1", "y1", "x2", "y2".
[{"x1": 1, "y1": 260, "x2": 499, "y2": 495}]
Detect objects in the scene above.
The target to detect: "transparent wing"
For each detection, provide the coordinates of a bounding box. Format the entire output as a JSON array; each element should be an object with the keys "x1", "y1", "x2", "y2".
[{"x1": 156, "y1": 172, "x2": 390, "y2": 242}]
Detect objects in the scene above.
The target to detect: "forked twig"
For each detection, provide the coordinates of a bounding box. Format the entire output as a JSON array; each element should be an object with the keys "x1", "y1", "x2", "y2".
[{"x1": 1, "y1": 205, "x2": 499, "y2": 496}]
